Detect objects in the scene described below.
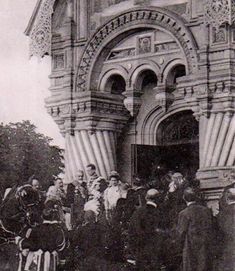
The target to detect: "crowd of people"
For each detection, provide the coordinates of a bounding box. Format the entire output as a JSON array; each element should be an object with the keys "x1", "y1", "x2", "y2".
[{"x1": 1, "y1": 165, "x2": 235, "y2": 271}]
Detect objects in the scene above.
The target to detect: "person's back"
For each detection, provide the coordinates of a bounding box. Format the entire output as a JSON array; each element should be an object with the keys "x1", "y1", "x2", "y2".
[
  {"x1": 177, "y1": 188, "x2": 213, "y2": 271},
  {"x1": 217, "y1": 188, "x2": 235, "y2": 271},
  {"x1": 178, "y1": 204, "x2": 213, "y2": 246},
  {"x1": 69, "y1": 210, "x2": 108, "y2": 271},
  {"x1": 128, "y1": 189, "x2": 164, "y2": 271},
  {"x1": 17, "y1": 205, "x2": 67, "y2": 271},
  {"x1": 21, "y1": 222, "x2": 66, "y2": 252}
]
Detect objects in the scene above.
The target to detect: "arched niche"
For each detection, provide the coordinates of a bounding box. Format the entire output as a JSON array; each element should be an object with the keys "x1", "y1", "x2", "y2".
[
  {"x1": 131, "y1": 63, "x2": 160, "y2": 91},
  {"x1": 141, "y1": 70, "x2": 158, "y2": 90},
  {"x1": 165, "y1": 64, "x2": 186, "y2": 92},
  {"x1": 104, "y1": 74, "x2": 126, "y2": 94}
]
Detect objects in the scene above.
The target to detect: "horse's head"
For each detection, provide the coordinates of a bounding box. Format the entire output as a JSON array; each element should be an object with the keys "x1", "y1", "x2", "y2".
[
  {"x1": 16, "y1": 185, "x2": 41, "y2": 226},
  {"x1": 0, "y1": 184, "x2": 42, "y2": 235},
  {"x1": 16, "y1": 185, "x2": 40, "y2": 208}
]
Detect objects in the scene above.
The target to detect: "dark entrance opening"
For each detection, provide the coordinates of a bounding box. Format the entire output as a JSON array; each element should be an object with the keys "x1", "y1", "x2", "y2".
[{"x1": 133, "y1": 110, "x2": 199, "y2": 183}]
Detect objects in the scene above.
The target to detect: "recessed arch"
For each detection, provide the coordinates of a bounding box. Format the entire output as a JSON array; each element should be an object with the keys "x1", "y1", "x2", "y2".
[
  {"x1": 105, "y1": 74, "x2": 126, "y2": 94},
  {"x1": 99, "y1": 66, "x2": 128, "y2": 92},
  {"x1": 141, "y1": 105, "x2": 197, "y2": 145},
  {"x1": 75, "y1": 7, "x2": 199, "y2": 92},
  {"x1": 130, "y1": 62, "x2": 160, "y2": 90},
  {"x1": 162, "y1": 58, "x2": 187, "y2": 83}
]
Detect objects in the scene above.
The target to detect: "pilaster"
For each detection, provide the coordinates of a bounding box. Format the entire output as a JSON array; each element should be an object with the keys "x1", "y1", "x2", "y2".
[
  {"x1": 192, "y1": 85, "x2": 235, "y2": 211},
  {"x1": 46, "y1": 91, "x2": 129, "y2": 182}
]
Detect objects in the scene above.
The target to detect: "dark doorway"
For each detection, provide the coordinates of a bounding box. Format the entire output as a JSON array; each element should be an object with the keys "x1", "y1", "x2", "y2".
[
  {"x1": 134, "y1": 142, "x2": 199, "y2": 182},
  {"x1": 133, "y1": 110, "x2": 199, "y2": 183}
]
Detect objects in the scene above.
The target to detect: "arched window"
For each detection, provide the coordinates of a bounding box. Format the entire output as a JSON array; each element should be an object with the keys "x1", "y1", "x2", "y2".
[
  {"x1": 166, "y1": 64, "x2": 186, "y2": 92},
  {"x1": 136, "y1": 70, "x2": 158, "y2": 91},
  {"x1": 105, "y1": 74, "x2": 126, "y2": 94}
]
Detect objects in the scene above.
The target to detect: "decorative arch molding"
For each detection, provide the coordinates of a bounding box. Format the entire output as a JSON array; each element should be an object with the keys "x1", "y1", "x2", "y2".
[
  {"x1": 141, "y1": 105, "x2": 195, "y2": 145},
  {"x1": 99, "y1": 65, "x2": 129, "y2": 92},
  {"x1": 130, "y1": 61, "x2": 160, "y2": 90},
  {"x1": 75, "y1": 7, "x2": 199, "y2": 92},
  {"x1": 162, "y1": 58, "x2": 186, "y2": 83}
]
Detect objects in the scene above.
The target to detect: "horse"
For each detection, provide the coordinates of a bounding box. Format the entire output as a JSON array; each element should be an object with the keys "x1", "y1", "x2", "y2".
[
  {"x1": 0, "y1": 184, "x2": 42, "y2": 236},
  {"x1": 0, "y1": 184, "x2": 42, "y2": 270}
]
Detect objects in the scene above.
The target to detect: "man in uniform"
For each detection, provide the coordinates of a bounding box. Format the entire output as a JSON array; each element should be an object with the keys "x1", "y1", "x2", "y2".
[
  {"x1": 86, "y1": 164, "x2": 107, "y2": 196},
  {"x1": 66, "y1": 170, "x2": 88, "y2": 228}
]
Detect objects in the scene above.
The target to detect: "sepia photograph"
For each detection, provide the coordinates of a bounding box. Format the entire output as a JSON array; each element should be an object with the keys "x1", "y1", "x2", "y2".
[{"x1": 0, "y1": 0, "x2": 234, "y2": 270}]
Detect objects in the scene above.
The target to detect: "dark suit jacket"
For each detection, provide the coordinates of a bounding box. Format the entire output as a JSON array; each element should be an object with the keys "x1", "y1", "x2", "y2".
[
  {"x1": 217, "y1": 203, "x2": 235, "y2": 271},
  {"x1": 129, "y1": 203, "x2": 163, "y2": 251},
  {"x1": 176, "y1": 203, "x2": 213, "y2": 271},
  {"x1": 65, "y1": 183, "x2": 88, "y2": 227},
  {"x1": 70, "y1": 222, "x2": 107, "y2": 259},
  {"x1": 66, "y1": 182, "x2": 88, "y2": 207}
]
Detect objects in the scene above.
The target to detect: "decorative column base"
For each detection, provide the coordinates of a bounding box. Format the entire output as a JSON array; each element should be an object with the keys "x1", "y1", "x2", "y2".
[{"x1": 197, "y1": 167, "x2": 235, "y2": 214}]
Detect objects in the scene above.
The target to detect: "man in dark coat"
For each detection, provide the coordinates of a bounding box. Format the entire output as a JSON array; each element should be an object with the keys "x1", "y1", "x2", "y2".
[
  {"x1": 65, "y1": 170, "x2": 88, "y2": 228},
  {"x1": 69, "y1": 210, "x2": 109, "y2": 271},
  {"x1": 176, "y1": 187, "x2": 213, "y2": 271},
  {"x1": 217, "y1": 188, "x2": 235, "y2": 271},
  {"x1": 128, "y1": 189, "x2": 164, "y2": 271}
]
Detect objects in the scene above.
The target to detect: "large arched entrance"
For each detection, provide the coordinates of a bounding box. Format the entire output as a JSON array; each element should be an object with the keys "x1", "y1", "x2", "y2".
[{"x1": 134, "y1": 110, "x2": 199, "y2": 183}]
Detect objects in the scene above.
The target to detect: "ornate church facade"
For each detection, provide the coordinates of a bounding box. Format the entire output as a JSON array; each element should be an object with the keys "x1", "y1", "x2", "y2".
[{"x1": 26, "y1": 0, "x2": 235, "y2": 210}]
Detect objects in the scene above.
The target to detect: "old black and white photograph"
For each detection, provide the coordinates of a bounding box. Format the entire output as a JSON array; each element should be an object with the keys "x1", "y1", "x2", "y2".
[{"x1": 0, "y1": 0, "x2": 235, "y2": 270}]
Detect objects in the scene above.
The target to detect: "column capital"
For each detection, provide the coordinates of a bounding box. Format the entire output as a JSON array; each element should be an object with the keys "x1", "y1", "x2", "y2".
[
  {"x1": 123, "y1": 87, "x2": 143, "y2": 117},
  {"x1": 46, "y1": 91, "x2": 130, "y2": 135},
  {"x1": 154, "y1": 84, "x2": 174, "y2": 113}
]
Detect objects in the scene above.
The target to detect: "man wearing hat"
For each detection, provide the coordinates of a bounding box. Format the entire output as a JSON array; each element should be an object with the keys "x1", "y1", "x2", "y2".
[{"x1": 128, "y1": 189, "x2": 164, "y2": 271}]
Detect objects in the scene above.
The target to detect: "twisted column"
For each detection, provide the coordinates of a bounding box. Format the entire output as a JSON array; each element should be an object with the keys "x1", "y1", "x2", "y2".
[
  {"x1": 64, "y1": 129, "x2": 117, "y2": 182},
  {"x1": 200, "y1": 113, "x2": 235, "y2": 168}
]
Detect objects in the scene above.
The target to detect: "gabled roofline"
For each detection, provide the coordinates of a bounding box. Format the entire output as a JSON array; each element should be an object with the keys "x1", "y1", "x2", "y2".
[{"x1": 24, "y1": 0, "x2": 44, "y2": 36}]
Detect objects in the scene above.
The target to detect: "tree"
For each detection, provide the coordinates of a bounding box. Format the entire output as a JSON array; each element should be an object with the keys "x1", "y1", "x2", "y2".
[{"x1": 0, "y1": 120, "x2": 64, "y2": 197}]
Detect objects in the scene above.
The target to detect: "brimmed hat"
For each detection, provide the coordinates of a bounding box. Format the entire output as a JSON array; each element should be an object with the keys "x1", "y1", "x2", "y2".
[
  {"x1": 172, "y1": 172, "x2": 183, "y2": 178},
  {"x1": 109, "y1": 171, "x2": 120, "y2": 179},
  {"x1": 42, "y1": 206, "x2": 60, "y2": 221}
]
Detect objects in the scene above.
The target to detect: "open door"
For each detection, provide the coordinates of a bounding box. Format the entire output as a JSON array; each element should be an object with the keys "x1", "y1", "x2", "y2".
[{"x1": 133, "y1": 110, "x2": 199, "y2": 184}]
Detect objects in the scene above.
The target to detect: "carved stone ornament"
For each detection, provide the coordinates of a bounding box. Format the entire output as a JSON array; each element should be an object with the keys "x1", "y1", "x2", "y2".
[
  {"x1": 155, "y1": 92, "x2": 174, "y2": 113},
  {"x1": 123, "y1": 96, "x2": 142, "y2": 117},
  {"x1": 29, "y1": 0, "x2": 56, "y2": 58},
  {"x1": 138, "y1": 36, "x2": 152, "y2": 54},
  {"x1": 205, "y1": 0, "x2": 235, "y2": 29},
  {"x1": 76, "y1": 8, "x2": 199, "y2": 92}
]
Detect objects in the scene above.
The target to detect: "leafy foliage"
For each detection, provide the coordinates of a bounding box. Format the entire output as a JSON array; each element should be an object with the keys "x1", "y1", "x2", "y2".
[{"x1": 0, "y1": 121, "x2": 64, "y2": 197}]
